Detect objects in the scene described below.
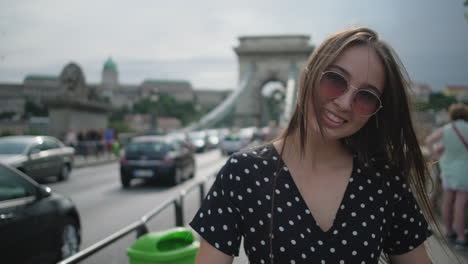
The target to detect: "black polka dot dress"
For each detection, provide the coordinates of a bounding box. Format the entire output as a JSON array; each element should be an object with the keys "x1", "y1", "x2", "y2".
[{"x1": 189, "y1": 144, "x2": 432, "y2": 264}]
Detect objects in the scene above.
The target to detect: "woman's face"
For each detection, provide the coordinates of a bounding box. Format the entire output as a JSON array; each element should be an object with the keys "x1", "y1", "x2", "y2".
[{"x1": 312, "y1": 44, "x2": 385, "y2": 140}]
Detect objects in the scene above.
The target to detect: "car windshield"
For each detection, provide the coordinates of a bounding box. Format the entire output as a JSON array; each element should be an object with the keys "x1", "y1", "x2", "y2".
[
  {"x1": 125, "y1": 141, "x2": 170, "y2": 155},
  {"x1": 190, "y1": 134, "x2": 204, "y2": 140},
  {"x1": 0, "y1": 141, "x2": 29, "y2": 155},
  {"x1": 224, "y1": 135, "x2": 240, "y2": 141}
]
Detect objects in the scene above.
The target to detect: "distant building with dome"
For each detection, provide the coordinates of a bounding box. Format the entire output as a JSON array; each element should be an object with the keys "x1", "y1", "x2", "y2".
[
  {"x1": 95, "y1": 57, "x2": 209, "y2": 108},
  {"x1": 102, "y1": 57, "x2": 119, "y2": 88},
  {"x1": 0, "y1": 58, "x2": 231, "y2": 126}
]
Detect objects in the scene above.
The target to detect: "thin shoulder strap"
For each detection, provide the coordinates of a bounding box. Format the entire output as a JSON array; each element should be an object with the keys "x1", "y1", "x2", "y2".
[{"x1": 452, "y1": 122, "x2": 468, "y2": 150}]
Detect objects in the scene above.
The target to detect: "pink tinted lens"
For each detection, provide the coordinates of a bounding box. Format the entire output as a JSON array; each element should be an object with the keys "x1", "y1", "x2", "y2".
[
  {"x1": 320, "y1": 72, "x2": 348, "y2": 98},
  {"x1": 354, "y1": 90, "x2": 380, "y2": 115}
]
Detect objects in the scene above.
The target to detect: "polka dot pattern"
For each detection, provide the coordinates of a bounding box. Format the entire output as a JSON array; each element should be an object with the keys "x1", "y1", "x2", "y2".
[{"x1": 189, "y1": 144, "x2": 432, "y2": 263}]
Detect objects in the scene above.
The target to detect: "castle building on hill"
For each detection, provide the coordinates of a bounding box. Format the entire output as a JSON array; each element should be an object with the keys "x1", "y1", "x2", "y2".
[{"x1": 0, "y1": 58, "x2": 232, "y2": 116}]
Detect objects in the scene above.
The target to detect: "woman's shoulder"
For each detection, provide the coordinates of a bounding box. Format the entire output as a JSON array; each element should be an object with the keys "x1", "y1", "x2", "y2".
[
  {"x1": 213, "y1": 143, "x2": 281, "y2": 197},
  {"x1": 356, "y1": 154, "x2": 396, "y2": 173},
  {"x1": 358, "y1": 155, "x2": 409, "y2": 196},
  {"x1": 442, "y1": 120, "x2": 468, "y2": 129},
  {"x1": 229, "y1": 143, "x2": 281, "y2": 165},
  {"x1": 221, "y1": 143, "x2": 282, "y2": 181},
  {"x1": 455, "y1": 120, "x2": 468, "y2": 130}
]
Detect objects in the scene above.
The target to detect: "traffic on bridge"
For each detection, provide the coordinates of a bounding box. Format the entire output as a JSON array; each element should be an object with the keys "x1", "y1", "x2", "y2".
[{"x1": 1, "y1": 1, "x2": 468, "y2": 263}]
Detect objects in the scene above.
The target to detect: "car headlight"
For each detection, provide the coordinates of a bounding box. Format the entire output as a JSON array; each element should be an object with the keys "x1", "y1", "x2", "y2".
[{"x1": 194, "y1": 140, "x2": 205, "y2": 147}]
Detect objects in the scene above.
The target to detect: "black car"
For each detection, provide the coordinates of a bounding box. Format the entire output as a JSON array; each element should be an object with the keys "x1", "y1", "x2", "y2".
[
  {"x1": 0, "y1": 136, "x2": 75, "y2": 182},
  {"x1": 120, "y1": 135, "x2": 196, "y2": 187},
  {"x1": 0, "y1": 163, "x2": 81, "y2": 264}
]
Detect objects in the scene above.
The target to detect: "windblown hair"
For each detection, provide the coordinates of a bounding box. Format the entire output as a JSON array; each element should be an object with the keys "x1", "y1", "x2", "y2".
[{"x1": 275, "y1": 27, "x2": 442, "y2": 261}]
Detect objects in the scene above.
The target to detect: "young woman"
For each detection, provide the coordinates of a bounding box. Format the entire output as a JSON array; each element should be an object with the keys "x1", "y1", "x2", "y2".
[{"x1": 190, "y1": 27, "x2": 435, "y2": 264}]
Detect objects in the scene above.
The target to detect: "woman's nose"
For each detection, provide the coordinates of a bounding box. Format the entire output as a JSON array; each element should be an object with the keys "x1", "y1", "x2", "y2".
[{"x1": 333, "y1": 89, "x2": 354, "y2": 111}]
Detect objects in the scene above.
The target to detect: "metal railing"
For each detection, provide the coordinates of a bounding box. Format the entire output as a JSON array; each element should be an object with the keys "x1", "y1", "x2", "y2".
[{"x1": 58, "y1": 176, "x2": 211, "y2": 264}]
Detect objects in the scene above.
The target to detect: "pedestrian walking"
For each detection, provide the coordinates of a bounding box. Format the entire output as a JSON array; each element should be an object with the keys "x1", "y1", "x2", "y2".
[{"x1": 437, "y1": 103, "x2": 468, "y2": 248}]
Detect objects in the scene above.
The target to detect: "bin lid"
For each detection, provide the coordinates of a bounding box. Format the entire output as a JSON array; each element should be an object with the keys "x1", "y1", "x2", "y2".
[{"x1": 127, "y1": 227, "x2": 200, "y2": 261}]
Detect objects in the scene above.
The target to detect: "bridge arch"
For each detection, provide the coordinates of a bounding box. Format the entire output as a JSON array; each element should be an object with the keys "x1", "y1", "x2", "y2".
[
  {"x1": 233, "y1": 35, "x2": 314, "y2": 127},
  {"x1": 187, "y1": 35, "x2": 314, "y2": 131}
]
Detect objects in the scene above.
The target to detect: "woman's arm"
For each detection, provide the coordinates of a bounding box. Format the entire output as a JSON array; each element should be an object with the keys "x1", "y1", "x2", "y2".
[
  {"x1": 425, "y1": 127, "x2": 445, "y2": 159},
  {"x1": 425, "y1": 127, "x2": 443, "y2": 147},
  {"x1": 195, "y1": 238, "x2": 234, "y2": 264},
  {"x1": 389, "y1": 244, "x2": 431, "y2": 264}
]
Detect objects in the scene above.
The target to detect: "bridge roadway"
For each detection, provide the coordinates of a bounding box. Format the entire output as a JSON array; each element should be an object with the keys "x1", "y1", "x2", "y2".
[
  {"x1": 47, "y1": 148, "x2": 465, "y2": 264},
  {"x1": 46, "y1": 149, "x2": 245, "y2": 264}
]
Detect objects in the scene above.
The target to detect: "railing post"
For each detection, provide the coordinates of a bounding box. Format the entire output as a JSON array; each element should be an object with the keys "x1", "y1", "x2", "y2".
[
  {"x1": 58, "y1": 175, "x2": 214, "y2": 264},
  {"x1": 135, "y1": 223, "x2": 148, "y2": 238},
  {"x1": 199, "y1": 182, "x2": 205, "y2": 203},
  {"x1": 175, "y1": 195, "x2": 184, "y2": 226}
]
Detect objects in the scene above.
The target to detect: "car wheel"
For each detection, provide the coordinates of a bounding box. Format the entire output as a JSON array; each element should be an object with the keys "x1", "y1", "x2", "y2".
[
  {"x1": 170, "y1": 168, "x2": 182, "y2": 186},
  {"x1": 188, "y1": 169, "x2": 195, "y2": 179},
  {"x1": 58, "y1": 218, "x2": 80, "y2": 260},
  {"x1": 58, "y1": 164, "x2": 70, "y2": 181},
  {"x1": 189, "y1": 161, "x2": 196, "y2": 178},
  {"x1": 121, "y1": 174, "x2": 131, "y2": 188}
]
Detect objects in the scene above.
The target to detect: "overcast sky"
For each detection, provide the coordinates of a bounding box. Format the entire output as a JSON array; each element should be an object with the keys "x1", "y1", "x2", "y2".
[{"x1": 0, "y1": 0, "x2": 467, "y2": 91}]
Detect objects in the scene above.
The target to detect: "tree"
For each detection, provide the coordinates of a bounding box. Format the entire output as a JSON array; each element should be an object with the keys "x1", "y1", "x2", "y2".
[
  {"x1": 109, "y1": 120, "x2": 131, "y2": 133},
  {"x1": 131, "y1": 93, "x2": 200, "y2": 125},
  {"x1": 465, "y1": 0, "x2": 468, "y2": 21},
  {"x1": 265, "y1": 89, "x2": 285, "y2": 124},
  {"x1": 416, "y1": 92, "x2": 457, "y2": 111},
  {"x1": 23, "y1": 99, "x2": 48, "y2": 119},
  {"x1": 0, "y1": 111, "x2": 16, "y2": 120},
  {"x1": 109, "y1": 105, "x2": 131, "y2": 122}
]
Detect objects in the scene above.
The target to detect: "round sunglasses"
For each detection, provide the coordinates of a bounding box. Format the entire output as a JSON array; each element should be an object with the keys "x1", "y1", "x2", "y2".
[{"x1": 319, "y1": 71, "x2": 383, "y2": 116}]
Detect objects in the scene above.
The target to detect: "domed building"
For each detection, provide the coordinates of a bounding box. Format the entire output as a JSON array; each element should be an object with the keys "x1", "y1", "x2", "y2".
[
  {"x1": 97, "y1": 58, "x2": 196, "y2": 108},
  {"x1": 0, "y1": 57, "x2": 230, "y2": 135},
  {"x1": 101, "y1": 57, "x2": 119, "y2": 88}
]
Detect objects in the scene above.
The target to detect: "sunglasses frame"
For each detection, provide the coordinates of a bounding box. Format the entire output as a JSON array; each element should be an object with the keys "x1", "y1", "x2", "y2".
[{"x1": 319, "y1": 70, "x2": 383, "y2": 117}]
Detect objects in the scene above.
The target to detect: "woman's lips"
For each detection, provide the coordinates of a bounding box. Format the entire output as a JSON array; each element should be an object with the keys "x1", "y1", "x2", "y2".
[{"x1": 322, "y1": 109, "x2": 347, "y2": 128}]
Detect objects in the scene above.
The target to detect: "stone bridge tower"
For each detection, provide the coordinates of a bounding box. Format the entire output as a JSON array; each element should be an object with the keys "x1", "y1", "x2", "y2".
[{"x1": 233, "y1": 35, "x2": 314, "y2": 127}]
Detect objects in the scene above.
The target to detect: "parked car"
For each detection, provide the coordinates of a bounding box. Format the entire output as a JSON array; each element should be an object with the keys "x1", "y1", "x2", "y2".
[
  {"x1": 220, "y1": 134, "x2": 245, "y2": 156},
  {"x1": 0, "y1": 163, "x2": 81, "y2": 263},
  {"x1": 120, "y1": 135, "x2": 196, "y2": 187},
  {"x1": 0, "y1": 136, "x2": 75, "y2": 182}
]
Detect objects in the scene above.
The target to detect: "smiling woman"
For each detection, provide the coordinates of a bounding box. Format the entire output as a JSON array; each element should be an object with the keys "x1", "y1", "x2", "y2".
[
  {"x1": 313, "y1": 44, "x2": 385, "y2": 140},
  {"x1": 189, "y1": 27, "x2": 441, "y2": 264}
]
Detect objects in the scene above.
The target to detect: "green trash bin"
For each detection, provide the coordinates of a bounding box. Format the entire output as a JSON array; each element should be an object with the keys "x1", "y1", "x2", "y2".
[{"x1": 127, "y1": 227, "x2": 200, "y2": 264}]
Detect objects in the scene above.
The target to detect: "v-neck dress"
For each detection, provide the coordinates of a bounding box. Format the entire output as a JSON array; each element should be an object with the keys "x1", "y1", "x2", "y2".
[{"x1": 189, "y1": 144, "x2": 432, "y2": 264}]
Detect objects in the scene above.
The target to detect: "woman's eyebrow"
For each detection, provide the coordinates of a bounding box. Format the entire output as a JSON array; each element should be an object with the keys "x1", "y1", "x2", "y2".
[
  {"x1": 328, "y1": 64, "x2": 350, "y2": 77},
  {"x1": 364, "y1": 83, "x2": 382, "y2": 95},
  {"x1": 328, "y1": 64, "x2": 382, "y2": 95}
]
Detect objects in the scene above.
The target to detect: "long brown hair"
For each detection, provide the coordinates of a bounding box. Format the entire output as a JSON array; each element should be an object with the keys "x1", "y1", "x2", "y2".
[{"x1": 271, "y1": 27, "x2": 445, "y2": 262}]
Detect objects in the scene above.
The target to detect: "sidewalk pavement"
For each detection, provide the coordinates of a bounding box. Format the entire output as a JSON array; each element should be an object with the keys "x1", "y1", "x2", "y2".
[
  {"x1": 427, "y1": 235, "x2": 468, "y2": 263},
  {"x1": 73, "y1": 154, "x2": 118, "y2": 168}
]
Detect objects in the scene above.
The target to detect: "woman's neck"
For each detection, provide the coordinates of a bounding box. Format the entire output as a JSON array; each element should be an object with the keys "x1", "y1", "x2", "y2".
[{"x1": 277, "y1": 128, "x2": 351, "y2": 171}]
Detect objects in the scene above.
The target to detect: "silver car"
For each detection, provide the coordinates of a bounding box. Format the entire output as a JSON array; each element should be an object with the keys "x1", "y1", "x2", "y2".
[
  {"x1": 0, "y1": 136, "x2": 75, "y2": 181},
  {"x1": 220, "y1": 134, "x2": 245, "y2": 156}
]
